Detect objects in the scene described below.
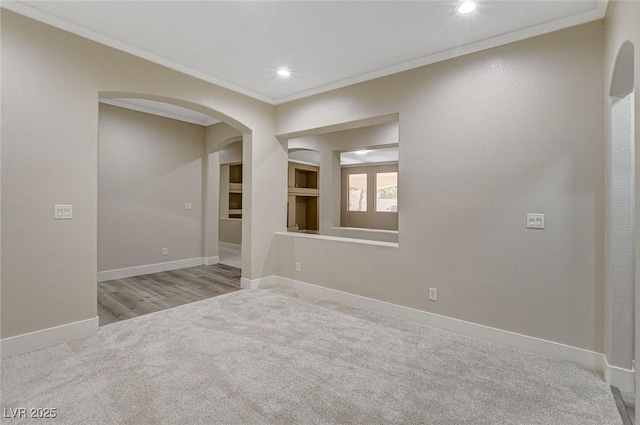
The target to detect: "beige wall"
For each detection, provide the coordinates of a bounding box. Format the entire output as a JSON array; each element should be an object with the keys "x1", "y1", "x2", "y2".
[
  {"x1": 0, "y1": 11, "x2": 283, "y2": 339},
  {"x1": 206, "y1": 122, "x2": 242, "y2": 153},
  {"x1": 603, "y1": 0, "x2": 640, "y2": 395},
  {"x1": 276, "y1": 22, "x2": 605, "y2": 352},
  {"x1": 212, "y1": 136, "x2": 243, "y2": 246},
  {"x1": 1, "y1": 4, "x2": 631, "y2": 368},
  {"x1": 98, "y1": 104, "x2": 205, "y2": 271},
  {"x1": 219, "y1": 220, "x2": 242, "y2": 245},
  {"x1": 218, "y1": 140, "x2": 243, "y2": 164}
]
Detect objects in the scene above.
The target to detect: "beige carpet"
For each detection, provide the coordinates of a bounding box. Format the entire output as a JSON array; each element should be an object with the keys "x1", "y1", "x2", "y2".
[{"x1": 1, "y1": 288, "x2": 622, "y2": 424}]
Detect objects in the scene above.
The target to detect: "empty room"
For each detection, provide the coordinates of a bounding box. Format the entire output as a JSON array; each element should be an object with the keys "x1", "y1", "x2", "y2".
[{"x1": 1, "y1": 1, "x2": 639, "y2": 424}]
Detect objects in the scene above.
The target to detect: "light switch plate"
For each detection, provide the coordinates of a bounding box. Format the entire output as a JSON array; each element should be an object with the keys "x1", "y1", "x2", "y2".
[
  {"x1": 54, "y1": 204, "x2": 73, "y2": 220},
  {"x1": 185, "y1": 203, "x2": 192, "y2": 211},
  {"x1": 429, "y1": 287, "x2": 438, "y2": 301},
  {"x1": 526, "y1": 213, "x2": 544, "y2": 229}
]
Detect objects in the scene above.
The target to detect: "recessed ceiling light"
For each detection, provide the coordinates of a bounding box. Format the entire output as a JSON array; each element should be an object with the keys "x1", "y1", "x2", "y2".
[
  {"x1": 277, "y1": 68, "x2": 291, "y2": 77},
  {"x1": 456, "y1": 1, "x2": 477, "y2": 14},
  {"x1": 354, "y1": 150, "x2": 370, "y2": 155}
]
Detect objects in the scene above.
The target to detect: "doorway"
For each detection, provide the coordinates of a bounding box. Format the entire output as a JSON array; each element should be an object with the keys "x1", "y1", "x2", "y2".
[
  {"x1": 215, "y1": 139, "x2": 243, "y2": 269},
  {"x1": 96, "y1": 96, "x2": 246, "y2": 325}
]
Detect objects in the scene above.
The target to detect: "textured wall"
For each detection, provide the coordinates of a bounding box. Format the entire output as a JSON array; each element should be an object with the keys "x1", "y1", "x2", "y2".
[
  {"x1": 603, "y1": 0, "x2": 640, "y2": 376},
  {"x1": 276, "y1": 22, "x2": 605, "y2": 352},
  {"x1": 0, "y1": 11, "x2": 279, "y2": 339},
  {"x1": 98, "y1": 104, "x2": 205, "y2": 272}
]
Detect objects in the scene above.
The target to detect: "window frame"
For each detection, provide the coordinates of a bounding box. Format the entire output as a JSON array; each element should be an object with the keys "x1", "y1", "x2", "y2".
[{"x1": 340, "y1": 163, "x2": 398, "y2": 230}]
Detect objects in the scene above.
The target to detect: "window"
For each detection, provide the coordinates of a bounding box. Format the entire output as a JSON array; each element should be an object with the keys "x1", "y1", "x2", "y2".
[
  {"x1": 376, "y1": 172, "x2": 398, "y2": 212},
  {"x1": 341, "y1": 164, "x2": 398, "y2": 231},
  {"x1": 339, "y1": 143, "x2": 398, "y2": 234},
  {"x1": 348, "y1": 173, "x2": 367, "y2": 211}
]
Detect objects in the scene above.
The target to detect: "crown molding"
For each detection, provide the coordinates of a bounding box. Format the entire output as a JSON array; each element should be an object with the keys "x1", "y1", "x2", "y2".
[{"x1": 2, "y1": 0, "x2": 608, "y2": 106}]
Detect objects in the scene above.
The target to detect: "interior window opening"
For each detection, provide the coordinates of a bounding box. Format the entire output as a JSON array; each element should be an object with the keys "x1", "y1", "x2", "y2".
[{"x1": 340, "y1": 145, "x2": 399, "y2": 232}]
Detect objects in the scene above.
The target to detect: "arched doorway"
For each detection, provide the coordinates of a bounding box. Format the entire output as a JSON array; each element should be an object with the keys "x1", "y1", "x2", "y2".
[{"x1": 96, "y1": 93, "x2": 251, "y2": 325}]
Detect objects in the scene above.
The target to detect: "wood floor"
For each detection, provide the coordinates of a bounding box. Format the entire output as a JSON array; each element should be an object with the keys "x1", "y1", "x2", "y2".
[
  {"x1": 98, "y1": 264, "x2": 241, "y2": 326},
  {"x1": 611, "y1": 386, "x2": 635, "y2": 425}
]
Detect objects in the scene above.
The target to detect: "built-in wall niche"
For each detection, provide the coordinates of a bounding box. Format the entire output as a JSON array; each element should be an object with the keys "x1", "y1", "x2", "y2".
[
  {"x1": 287, "y1": 149, "x2": 320, "y2": 234},
  {"x1": 220, "y1": 162, "x2": 243, "y2": 219},
  {"x1": 218, "y1": 140, "x2": 243, "y2": 245},
  {"x1": 229, "y1": 164, "x2": 242, "y2": 185},
  {"x1": 228, "y1": 163, "x2": 242, "y2": 218},
  {"x1": 295, "y1": 168, "x2": 318, "y2": 190}
]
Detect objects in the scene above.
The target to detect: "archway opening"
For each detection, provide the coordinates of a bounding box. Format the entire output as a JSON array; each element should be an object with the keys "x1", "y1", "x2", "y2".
[{"x1": 96, "y1": 93, "x2": 250, "y2": 325}]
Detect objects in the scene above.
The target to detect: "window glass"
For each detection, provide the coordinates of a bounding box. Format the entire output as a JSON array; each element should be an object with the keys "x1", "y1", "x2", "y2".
[
  {"x1": 348, "y1": 173, "x2": 367, "y2": 211},
  {"x1": 376, "y1": 172, "x2": 398, "y2": 212}
]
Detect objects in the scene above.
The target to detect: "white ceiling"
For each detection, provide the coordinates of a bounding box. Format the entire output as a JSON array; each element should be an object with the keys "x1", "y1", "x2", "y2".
[
  {"x1": 6, "y1": 1, "x2": 608, "y2": 105},
  {"x1": 341, "y1": 147, "x2": 399, "y2": 166},
  {"x1": 288, "y1": 146, "x2": 398, "y2": 166}
]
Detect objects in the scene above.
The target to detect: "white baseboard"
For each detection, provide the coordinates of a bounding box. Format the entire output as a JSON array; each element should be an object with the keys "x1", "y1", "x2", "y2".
[
  {"x1": 98, "y1": 257, "x2": 207, "y2": 282},
  {"x1": 219, "y1": 242, "x2": 241, "y2": 250},
  {"x1": 0, "y1": 316, "x2": 98, "y2": 358},
  {"x1": 605, "y1": 361, "x2": 636, "y2": 393},
  {"x1": 241, "y1": 275, "x2": 276, "y2": 290},
  {"x1": 204, "y1": 256, "x2": 220, "y2": 266},
  {"x1": 275, "y1": 277, "x2": 605, "y2": 372}
]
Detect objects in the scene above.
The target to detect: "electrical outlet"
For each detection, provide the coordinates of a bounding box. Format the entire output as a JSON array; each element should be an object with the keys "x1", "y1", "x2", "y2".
[
  {"x1": 162, "y1": 248, "x2": 168, "y2": 256},
  {"x1": 185, "y1": 202, "x2": 192, "y2": 211},
  {"x1": 295, "y1": 262, "x2": 301, "y2": 273},
  {"x1": 429, "y1": 287, "x2": 438, "y2": 301}
]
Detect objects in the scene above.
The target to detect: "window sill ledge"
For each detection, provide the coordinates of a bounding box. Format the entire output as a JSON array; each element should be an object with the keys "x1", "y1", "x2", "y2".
[{"x1": 275, "y1": 231, "x2": 399, "y2": 248}]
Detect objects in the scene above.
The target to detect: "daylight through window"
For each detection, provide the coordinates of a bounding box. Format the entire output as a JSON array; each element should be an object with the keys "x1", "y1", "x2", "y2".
[
  {"x1": 376, "y1": 172, "x2": 398, "y2": 212},
  {"x1": 348, "y1": 173, "x2": 367, "y2": 212}
]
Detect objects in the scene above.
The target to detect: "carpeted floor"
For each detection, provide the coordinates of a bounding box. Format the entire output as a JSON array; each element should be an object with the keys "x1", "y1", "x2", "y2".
[{"x1": 1, "y1": 288, "x2": 622, "y2": 424}]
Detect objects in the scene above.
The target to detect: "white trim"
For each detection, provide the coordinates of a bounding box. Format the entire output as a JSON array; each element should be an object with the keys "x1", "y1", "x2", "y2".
[
  {"x1": 331, "y1": 227, "x2": 398, "y2": 235},
  {"x1": 604, "y1": 361, "x2": 636, "y2": 393},
  {"x1": 288, "y1": 159, "x2": 320, "y2": 167},
  {"x1": 1, "y1": 1, "x2": 607, "y2": 106},
  {"x1": 0, "y1": 1, "x2": 273, "y2": 104},
  {"x1": 99, "y1": 98, "x2": 219, "y2": 126},
  {"x1": 275, "y1": 231, "x2": 399, "y2": 248},
  {"x1": 0, "y1": 317, "x2": 98, "y2": 358},
  {"x1": 271, "y1": 4, "x2": 608, "y2": 104},
  {"x1": 219, "y1": 242, "x2": 241, "y2": 250},
  {"x1": 98, "y1": 257, "x2": 206, "y2": 282},
  {"x1": 204, "y1": 256, "x2": 219, "y2": 266},
  {"x1": 241, "y1": 276, "x2": 276, "y2": 290},
  {"x1": 275, "y1": 277, "x2": 605, "y2": 371}
]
